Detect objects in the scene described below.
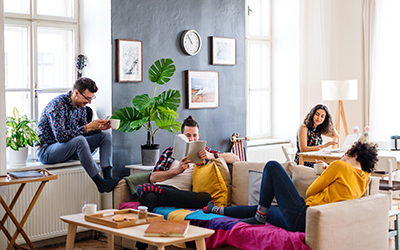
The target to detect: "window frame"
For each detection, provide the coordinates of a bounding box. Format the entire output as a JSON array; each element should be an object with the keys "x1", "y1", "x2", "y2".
[
  {"x1": 245, "y1": 0, "x2": 272, "y2": 139},
  {"x1": 4, "y1": 0, "x2": 79, "y2": 162}
]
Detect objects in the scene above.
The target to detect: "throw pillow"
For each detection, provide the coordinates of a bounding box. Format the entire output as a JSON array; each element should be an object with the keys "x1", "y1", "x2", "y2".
[
  {"x1": 248, "y1": 170, "x2": 278, "y2": 206},
  {"x1": 211, "y1": 158, "x2": 232, "y2": 204},
  {"x1": 248, "y1": 170, "x2": 262, "y2": 206},
  {"x1": 192, "y1": 161, "x2": 228, "y2": 206}
]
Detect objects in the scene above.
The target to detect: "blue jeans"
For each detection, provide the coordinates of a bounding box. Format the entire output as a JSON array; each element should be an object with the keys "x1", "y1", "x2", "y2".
[
  {"x1": 37, "y1": 132, "x2": 112, "y2": 178},
  {"x1": 224, "y1": 161, "x2": 307, "y2": 232}
]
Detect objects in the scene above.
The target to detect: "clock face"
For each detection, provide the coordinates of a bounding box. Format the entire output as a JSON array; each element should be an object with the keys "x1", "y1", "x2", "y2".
[{"x1": 181, "y1": 30, "x2": 201, "y2": 56}]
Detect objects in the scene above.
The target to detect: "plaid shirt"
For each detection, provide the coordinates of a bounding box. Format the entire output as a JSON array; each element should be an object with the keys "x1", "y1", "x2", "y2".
[
  {"x1": 153, "y1": 146, "x2": 221, "y2": 172},
  {"x1": 36, "y1": 91, "x2": 98, "y2": 146}
]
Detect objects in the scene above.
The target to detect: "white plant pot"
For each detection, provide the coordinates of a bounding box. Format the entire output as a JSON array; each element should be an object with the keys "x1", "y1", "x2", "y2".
[{"x1": 7, "y1": 147, "x2": 28, "y2": 166}]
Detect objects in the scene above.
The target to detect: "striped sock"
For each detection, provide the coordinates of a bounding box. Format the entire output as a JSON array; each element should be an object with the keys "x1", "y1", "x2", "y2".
[
  {"x1": 203, "y1": 201, "x2": 225, "y2": 215},
  {"x1": 136, "y1": 183, "x2": 163, "y2": 198}
]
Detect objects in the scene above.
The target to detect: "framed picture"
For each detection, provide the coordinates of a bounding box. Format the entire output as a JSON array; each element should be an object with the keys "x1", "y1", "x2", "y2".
[
  {"x1": 186, "y1": 70, "x2": 219, "y2": 109},
  {"x1": 211, "y1": 36, "x2": 236, "y2": 65},
  {"x1": 117, "y1": 39, "x2": 143, "y2": 82}
]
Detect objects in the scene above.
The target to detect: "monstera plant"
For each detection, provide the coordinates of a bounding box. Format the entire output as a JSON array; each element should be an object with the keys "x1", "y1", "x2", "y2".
[{"x1": 111, "y1": 58, "x2": 181, "y2": 165}]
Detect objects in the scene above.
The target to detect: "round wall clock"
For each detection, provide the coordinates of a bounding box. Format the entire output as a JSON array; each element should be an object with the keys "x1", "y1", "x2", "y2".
[{"x1": 180, "y1": 29, "x2": 202, "y2": 56}]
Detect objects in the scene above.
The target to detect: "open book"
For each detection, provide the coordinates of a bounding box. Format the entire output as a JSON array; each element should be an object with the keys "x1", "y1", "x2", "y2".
[
  {"x1": 144, "y1": 220, "x2": 190, "y2": 237},
  {"x1": 172, "y1": 134, "x2": 206, "y2": 163}
]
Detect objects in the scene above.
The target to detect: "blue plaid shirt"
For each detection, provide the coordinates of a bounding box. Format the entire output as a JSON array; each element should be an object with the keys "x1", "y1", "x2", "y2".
[
  {"x1": 153, "y1": 146, "x2": 221, "y2": 172},
  {"x1": 36, "y1": 91, "x2": 98, "y2": 146}
]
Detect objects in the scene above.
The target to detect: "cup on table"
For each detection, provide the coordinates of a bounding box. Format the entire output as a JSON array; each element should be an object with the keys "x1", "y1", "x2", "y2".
[
  {"x1": 314, "y1": 162, "x2": 326, "y2": 175},
  {"x1": 110, "y1": 119, "x2": 120, "y2": 130},
  {"x1": 82, "y1": 203, "x2": 97, "y2": 215}
]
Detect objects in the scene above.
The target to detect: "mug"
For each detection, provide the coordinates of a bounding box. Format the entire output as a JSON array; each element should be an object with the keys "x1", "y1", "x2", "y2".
[
  {"x1": 110, "y1": 119, "x2": 120, "y2": 130},
  {"x1": 82, "y1": 203, "x2": 97, "y2": 215},
  {"x1": 314, "y1": 162, "x2": 326, "y2": 175}
]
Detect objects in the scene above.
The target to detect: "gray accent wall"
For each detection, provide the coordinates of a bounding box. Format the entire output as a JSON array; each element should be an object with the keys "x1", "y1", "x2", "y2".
[{"x1": 111, "y1": 0, "x2": 246, "y2": 176}]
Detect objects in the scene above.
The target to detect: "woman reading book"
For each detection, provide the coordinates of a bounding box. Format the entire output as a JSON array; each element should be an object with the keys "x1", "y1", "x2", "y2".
[{"x1": 204, "y1": 141, "x2": 378, "y2": 232}]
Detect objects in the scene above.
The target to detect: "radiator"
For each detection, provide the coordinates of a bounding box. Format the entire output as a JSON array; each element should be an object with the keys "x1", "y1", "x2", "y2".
[
  {"x1": 6, "y1": 166, "x2": 101, "y2": 244},
  {"x1": 246, "y1": 142, "x2": 293, "y2": 162}
]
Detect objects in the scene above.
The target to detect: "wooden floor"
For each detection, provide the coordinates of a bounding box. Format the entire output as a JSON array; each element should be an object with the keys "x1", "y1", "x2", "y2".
[{"x1": 36, "y1": 235, "x2": 124, "y2": 250}]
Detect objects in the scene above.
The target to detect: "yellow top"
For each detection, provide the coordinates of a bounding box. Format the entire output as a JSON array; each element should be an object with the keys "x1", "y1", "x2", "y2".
[{"x1": 305, "y1": 160, "x2": 370, "y2": 207}]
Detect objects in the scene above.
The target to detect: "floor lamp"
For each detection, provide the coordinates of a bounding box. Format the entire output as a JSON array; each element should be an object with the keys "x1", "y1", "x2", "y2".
[{"x1": 321, "y1": 80, "x2": 358, "y2": 137}]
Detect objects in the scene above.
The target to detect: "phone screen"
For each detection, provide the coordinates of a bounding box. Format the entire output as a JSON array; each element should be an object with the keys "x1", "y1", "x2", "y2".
[{"x1": 104, "y1": 115, "x2": 111, "y2": 120}]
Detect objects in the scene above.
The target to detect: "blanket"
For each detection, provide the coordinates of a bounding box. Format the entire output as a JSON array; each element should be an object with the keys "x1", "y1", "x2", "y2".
[{"x1": 119, "y1": 201, "x2": 309, "y2": 250}]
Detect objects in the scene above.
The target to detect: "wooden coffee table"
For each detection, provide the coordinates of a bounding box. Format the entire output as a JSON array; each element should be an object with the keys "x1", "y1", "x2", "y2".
[{"x1": 60, "y1": 210, "x2": 214, "y2": 250}]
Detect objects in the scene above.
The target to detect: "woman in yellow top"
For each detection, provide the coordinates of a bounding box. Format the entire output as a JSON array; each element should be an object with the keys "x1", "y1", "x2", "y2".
[{"x1": 203, "y1": 141, "x2": 378, "y2": 232}]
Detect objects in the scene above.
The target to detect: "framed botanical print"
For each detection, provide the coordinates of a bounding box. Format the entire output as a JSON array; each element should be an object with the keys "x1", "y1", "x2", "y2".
[{"x1": 117, "y1": 39, "x2": 143, "y2": 82}]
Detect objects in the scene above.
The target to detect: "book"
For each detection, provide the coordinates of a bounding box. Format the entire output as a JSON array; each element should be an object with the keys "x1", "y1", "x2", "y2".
[
  {"x1": 8, "y1": 171, "x2": 44, "y2": 179},
  {"x1": 172, "y1": 134, "x2": 206, "y2": 163},
  {"x1": 144, "y1": 220, "x2": 190, "y2": 237}
]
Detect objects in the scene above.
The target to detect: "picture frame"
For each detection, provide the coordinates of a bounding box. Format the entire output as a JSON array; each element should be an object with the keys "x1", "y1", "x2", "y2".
[
  {"x1": 211, "y1": 36, "x2": 237, "y2": 65},
  {"x1": 186, "y1": 70, "x2": 219, "y2": 109},
  {"x1": 117, "y1": 39, "x2": 143, "y2": 82}
]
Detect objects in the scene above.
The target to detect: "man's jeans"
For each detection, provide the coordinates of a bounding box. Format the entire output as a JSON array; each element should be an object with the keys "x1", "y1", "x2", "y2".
[{"x1": 37, "y1": 132, "x2": 112, "y2": 178}]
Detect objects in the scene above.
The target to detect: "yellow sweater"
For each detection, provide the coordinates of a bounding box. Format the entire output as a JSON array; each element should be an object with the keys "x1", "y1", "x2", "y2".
[{"x1": 305, "y1": 160, "x2": 370, "y2": 207}]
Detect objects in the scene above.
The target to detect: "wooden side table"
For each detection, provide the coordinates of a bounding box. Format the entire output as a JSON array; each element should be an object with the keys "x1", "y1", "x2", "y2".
[{"x1": 0, "y1": 169, "x2": 57, "y2": 250}]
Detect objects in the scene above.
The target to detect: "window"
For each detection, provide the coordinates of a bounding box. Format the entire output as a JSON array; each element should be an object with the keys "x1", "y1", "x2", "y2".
[
  {"x1": 4, "y1": 0, "x2": 78, "y2": 159},
  {"x1": 370, "y1": 0, "x2": 400, "y2": 142},
  {"x1": 246, "y1": 0, "x2": 271, "y2": 139}
]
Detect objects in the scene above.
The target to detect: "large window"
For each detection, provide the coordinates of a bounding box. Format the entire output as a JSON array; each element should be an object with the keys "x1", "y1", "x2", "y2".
[
  {"x1": 4, "y1": 0, "x2": 78, "y2": 158},
  {"x1": 246, "y1": 0, "x2": 271, "y2": 139},
  {"x1": 370, "y1": 0, "x2": 400, "y2": 142}
]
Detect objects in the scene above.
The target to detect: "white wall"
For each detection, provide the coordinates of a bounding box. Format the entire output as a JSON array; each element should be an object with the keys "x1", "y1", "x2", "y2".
[
  {"x1": 0, "y1": 0, "x2": 8, "y2": 247},
  {"x1": 79, "y1": 0, "x2": 112, "y2": 120},
  {"x1": 271, "y1": 0, "x2": 300, "y2": 144},
  {"x1": 80, "y1": 0, "x2": 112, "y2": 209}
]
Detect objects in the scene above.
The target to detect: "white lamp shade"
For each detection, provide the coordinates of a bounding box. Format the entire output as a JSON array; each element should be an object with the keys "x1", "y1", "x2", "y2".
[{"x1": 321, "y1": 80, "x2": 358, "y2": 101}]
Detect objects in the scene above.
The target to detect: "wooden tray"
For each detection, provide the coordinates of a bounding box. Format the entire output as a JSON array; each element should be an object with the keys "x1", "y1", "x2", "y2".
[{"x1": 84, "y1": 209, "x2": 164, "y2": 228}]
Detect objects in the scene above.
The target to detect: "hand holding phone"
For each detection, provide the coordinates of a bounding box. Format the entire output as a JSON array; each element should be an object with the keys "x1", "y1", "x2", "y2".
[{"x1": 104, "y1": 115, "x2": 111, "y2": 121}]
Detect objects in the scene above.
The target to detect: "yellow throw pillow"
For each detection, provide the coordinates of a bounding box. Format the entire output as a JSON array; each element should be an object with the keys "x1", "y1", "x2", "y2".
[{"x1": 192, "y1": 161, "x2": 228, "y2": 207}]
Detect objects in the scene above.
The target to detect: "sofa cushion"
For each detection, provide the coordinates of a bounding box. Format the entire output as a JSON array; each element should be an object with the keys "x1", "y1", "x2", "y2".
[
  {"x1": 290, "y1": 164, "x2": 318, "y2": 200},
  {"x1": 231, "y1": 161, "x2": 296, "y2": 206},
  {"x1": 248, "y1": 170, "x2": 263, "y2": 206},
  {"x1": 192, "y1": 161, "x2": 228, "y2": 206}
]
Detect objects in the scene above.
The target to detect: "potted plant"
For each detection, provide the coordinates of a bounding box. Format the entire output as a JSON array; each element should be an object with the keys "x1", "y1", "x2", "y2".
[
  {"x1": 112, "y1": 58, "x2": 181, "y2": 165},
  {"x1": 6, "y1": 107, "x2": 41, "y2": 166}
]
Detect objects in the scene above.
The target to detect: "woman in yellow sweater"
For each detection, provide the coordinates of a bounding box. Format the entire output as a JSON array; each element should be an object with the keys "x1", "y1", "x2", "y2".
[{"x1": 203, "y1": 141, "x2": 378, "y2": 232}]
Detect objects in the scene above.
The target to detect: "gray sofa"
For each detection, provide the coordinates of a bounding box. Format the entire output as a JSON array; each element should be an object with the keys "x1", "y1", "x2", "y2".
[{"x1": 113, "y1": 161, "x2": 389, "y2": 250}]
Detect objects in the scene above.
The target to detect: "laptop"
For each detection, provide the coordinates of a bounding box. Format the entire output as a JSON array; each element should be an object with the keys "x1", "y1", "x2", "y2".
[{"x1": 330, "y1": 134, "x2": 360, "y2": 153}]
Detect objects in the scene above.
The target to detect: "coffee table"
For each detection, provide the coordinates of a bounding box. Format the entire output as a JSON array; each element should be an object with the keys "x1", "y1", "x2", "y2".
[{"x1": 60, "y1": 210, "x2": 214, "y2": 250}]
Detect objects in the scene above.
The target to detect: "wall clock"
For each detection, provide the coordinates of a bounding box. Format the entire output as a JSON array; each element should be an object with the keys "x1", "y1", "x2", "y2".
[{"x1": 180, "y1": 29, "x2": 202, "y2": 56}]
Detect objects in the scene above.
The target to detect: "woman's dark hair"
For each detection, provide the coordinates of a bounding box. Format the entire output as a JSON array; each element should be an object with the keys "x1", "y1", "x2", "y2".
[
  {"x1": 73, "y1": 77, "x2": 98, "y2": 93},
  {"x1": 345, "y1": 141, "x2": 378, "y2": 173},
  {"x1": 303, "y1": 104, "x2": 333, "y2": 134},
  {"x1": 181, "y1": 115, "x2": 199, "y2": 132}
]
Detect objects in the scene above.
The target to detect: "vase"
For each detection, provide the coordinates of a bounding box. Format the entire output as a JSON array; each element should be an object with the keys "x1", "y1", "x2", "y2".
[
  {"x1": 141, "y1": 144, "x2": 160, "y2": 166},
  {"x1": 7, "y1": 147, "x2": 29, "y2": 166}
]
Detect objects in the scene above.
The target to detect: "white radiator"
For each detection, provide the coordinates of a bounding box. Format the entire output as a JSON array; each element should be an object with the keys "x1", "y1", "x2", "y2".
[
  {"x1": 6, "y1": 166, "x2": 101, "y2": 244},
  {"x1": 246, "y1": 142, "x2": 293, "y2": 162}
]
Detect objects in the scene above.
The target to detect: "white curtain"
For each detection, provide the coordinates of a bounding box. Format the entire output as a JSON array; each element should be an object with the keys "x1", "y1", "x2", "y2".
[
  {"x1": 299, "y1": 0, "x2": 331, "y2": 117},
  {"x1": 369, "y1": 0, "x2": 400, "y2": 142}
]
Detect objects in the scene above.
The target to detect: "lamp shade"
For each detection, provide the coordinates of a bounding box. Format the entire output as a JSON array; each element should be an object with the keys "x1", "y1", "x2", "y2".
[{"x1": 321, "y1": 80, "x2": 358, "y2": 101}]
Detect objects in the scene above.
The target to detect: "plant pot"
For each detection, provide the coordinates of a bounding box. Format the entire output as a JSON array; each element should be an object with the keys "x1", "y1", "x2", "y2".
[
  {"x1": 7, "y1": 147, "x2": 28, "y2": 166},
  {"x1": 141, "y1": 144, "x2": 160, "y2": 166}
]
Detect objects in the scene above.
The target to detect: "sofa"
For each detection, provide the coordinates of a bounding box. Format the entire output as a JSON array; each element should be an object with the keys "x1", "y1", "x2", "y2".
[{"x1": 113, "y1": 160, "x2": 389, "y2": 250}]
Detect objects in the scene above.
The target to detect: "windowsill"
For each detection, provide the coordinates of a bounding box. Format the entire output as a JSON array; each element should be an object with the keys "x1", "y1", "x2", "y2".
[
  {"x1": 247, "y1": 137, "x2": 291, "y2": 147},
  {"x1": 6, "y1": 158, "x2": 100, "y2": 172}
]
